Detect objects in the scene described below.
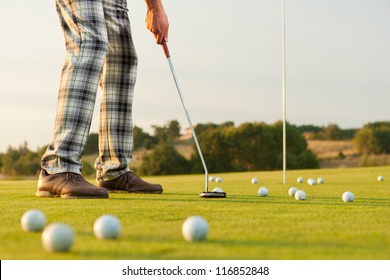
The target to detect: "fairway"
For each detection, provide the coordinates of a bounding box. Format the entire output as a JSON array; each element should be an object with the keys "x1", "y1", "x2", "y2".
[{"x1": 0, "y1": 167, "x2": 389, "y2": 260}]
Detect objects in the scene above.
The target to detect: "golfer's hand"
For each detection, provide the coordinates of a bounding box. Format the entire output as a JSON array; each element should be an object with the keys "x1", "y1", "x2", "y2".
[{"x1": 145, "y1": 5, "x2": 169, "y2": 44}]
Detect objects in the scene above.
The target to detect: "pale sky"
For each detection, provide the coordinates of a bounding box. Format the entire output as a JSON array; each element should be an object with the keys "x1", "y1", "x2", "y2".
[{"x1": 0, "y1": 0, "x2": 389, "y2": 152}]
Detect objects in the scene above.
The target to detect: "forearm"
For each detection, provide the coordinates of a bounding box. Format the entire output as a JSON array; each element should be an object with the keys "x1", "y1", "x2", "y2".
[
  {"x1": 145, "y1": 0, "x2": 164, "y2": 10},
  {"x1": 144, "y1": 0, "x2": 169, "y2": 44}
]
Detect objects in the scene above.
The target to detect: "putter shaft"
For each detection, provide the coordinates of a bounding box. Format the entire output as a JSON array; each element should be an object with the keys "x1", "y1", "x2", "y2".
[{"x1": 163, "y1": 42, "x2": 209, "y2": 192}]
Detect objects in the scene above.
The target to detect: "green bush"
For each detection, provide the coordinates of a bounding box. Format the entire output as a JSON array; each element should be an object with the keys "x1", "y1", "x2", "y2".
[
  {"x1": 191, "y1": 121, "x2": 319, "y2": 173},
  {"x1": 81, "y1": 160, "x2": 95, "y2": 176},
  {"x1": 0, "y1": 142, "x2": 41, "y2": 176},
  {"x1": 139, "y1": 143, "x2": 192, "y2": 175},
  {"x1": 354, "y1": 122, "x2": 390, "y2": 154}
]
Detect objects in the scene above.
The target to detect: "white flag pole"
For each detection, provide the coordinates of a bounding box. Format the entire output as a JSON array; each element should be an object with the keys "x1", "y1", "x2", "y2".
[{"x1": 282, "y1": 0, "x2": 287, "y2": 184}]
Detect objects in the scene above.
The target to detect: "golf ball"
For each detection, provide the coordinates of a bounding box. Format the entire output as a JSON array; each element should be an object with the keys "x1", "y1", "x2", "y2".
[
  {"x1": 21, "y1": 209, "x2": 46, "y2": 232},
  {"x1": 251, "y1": 178, "x2": 258, "y2": 184},
  {"x1": 212, "y1": 187, "x2": 223, "y2": 193},
  {"x1": 295, "y1": 190, "x2": 306, "y2": 201},
  {"x1": 297, "y1": 177, "x2": 304, "y2": 183},
  {"x1": 307, "y1": 178, "x2": 316, "y2": 186},
  {"x1": 378, "y1": 175, "x2": 384, "y2": 182},
  {"x1": 182, "y1": 216, "x2": 209, "y2": 242},
  {"x1": 215, "y1": 177, "x2": 222, "y2": 183},
  {"x1": 42, "y1": 223, "x2": 74, "y2": 252},
  {"x1": 209, "y1": 176, "x2": 216, "y2": 182},
  {"x1": 342, "y1": 191, "x2": 354, "y2": 202},
  {"x1": 93, "y1": 214, "x2": 121, "y2": 240},
  {"x1": 258, "y1": 187, "x2": 268, "y2": 197},
  {"x1": 317, "y1": 178, "x2": 325, "y2": 184},
  {"x1": 288, "y1": 187, "x2": 298, "y2": 197}
]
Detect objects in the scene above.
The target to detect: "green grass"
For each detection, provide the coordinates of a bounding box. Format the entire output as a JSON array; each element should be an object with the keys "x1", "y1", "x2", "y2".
[{"x1": 1, "y1": 166, "x2": 389, "y2": 260}]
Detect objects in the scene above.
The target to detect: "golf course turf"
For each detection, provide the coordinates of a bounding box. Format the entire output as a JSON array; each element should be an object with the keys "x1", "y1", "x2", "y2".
[{"x1": 1, "y1": 166, "x2": 389, "y2": 260}]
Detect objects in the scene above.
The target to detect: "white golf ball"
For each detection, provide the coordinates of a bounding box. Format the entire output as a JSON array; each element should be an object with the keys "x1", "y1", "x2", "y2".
[
  {"x1": 209, "y1": 176, "x2": 216, "y2": 182},
  {"x1": 182, "y1": 216, "x2": 209, "y2": 242},
  {"x1": 288, "y1": 187, "x2": 298, "y2": 197},
  {"x1": 212, "y1": 187, "x2": 223, "y2": 193},
  {"x1": 342, "y1": 191, "x2": 354, "y2": 202},
  {"x1": 317, "y1": 178, "x2": 325, "y2": 184},
  {"x1": 297, "y1": 177, "x2": 304, "y2": 183},
  {"x1": 93, "y1": 214, "x2": 121, "y2": 240},
  {"x1": 377, "y1": 175, "x2": 384, "y2": 182},
  {"x1": 307, "y1": 178, "x2": 316, "y2": 186},
  {"x1": 21, "y1": 209, "x2": 46, "y2": 232},
  {"x1": 295, "y1": 190, "x2": 306, "y2": 201},
  {"x1": 215, "y1": 177, "x2": 222, "y2": 183},
  {"x1": 251, "y1": 178, "x2": 258, "y2": 184},
  {"x1": 258, "y1": 187, "x2": 268, "y2": 197},
  {"x1": 42, "y1": 223, "x2": 74, "y2": 252}
]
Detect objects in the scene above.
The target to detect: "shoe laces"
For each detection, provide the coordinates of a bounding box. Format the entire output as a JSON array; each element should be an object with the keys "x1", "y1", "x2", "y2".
[{"x1": 65, "y1": 173, "x2": 83, "y2": 181}]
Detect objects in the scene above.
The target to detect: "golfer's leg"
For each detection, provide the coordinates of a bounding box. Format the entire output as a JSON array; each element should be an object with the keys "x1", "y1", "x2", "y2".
[
  {"x1": 95, "y1": 0, "x2": 138, "y2": 181},
  {"x1": 42, "y1": 0, "x2": 109, "y2": 174}
]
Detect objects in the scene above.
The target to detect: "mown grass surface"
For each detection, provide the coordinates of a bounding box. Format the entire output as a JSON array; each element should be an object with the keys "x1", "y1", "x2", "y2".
[{"x1": 0, "y1": 167, "x2": 389, "y2": 260}]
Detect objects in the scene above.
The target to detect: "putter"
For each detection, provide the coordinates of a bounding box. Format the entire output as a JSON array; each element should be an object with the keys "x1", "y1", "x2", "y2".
[{"x1": 162, "y1": 41, "x2": 226, "y2": 198}]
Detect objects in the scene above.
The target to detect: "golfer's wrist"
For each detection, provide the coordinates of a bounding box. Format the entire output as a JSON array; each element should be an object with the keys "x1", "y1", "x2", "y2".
[{"x1": 145, "y1": 0, "x2": 164, "y2": 11}]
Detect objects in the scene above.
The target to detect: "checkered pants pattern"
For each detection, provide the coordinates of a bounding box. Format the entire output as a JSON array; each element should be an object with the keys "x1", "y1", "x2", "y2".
[{"x1": 41, "y1": 0, "x2": 138, "y2": 181}]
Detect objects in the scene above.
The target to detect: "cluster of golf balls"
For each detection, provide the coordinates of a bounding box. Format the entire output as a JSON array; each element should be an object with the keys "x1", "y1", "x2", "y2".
[
  {"x1": 209, "y1": 176, "x2": 222, "y2": 183},
  {"x1": 249, "y1": 177, "x2": 269, "y2": 197},
  {"x1": 209, "y1": 174, "x2": 369, "y2": 204},
  {"x1": 21, "y1": 210, "x2": 121, "y2": 252},
  {"x1": 294, "y1": 176, "x2": 314, "y2": 200},
  {"x1": 21, "y1": 174, "x2": 384, "y2": 249},
  {"x1": 296, "y1": 176, "x2": 357, "y2": 203},
  {"x1": 288, "y1": 187, "x2": 306, "y2": 201},
  {"x1": 297, "y1": 177, "x2": 325, "y2": 185},
  {"x1": 209, "y1": 175, "x2": 224, "y2": 193},
  {"x1": 22, "y1": 208, "x2": 210, "y2": 247}
]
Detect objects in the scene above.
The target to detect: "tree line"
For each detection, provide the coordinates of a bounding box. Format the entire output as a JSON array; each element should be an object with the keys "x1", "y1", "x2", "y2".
[
  {"x1": 296, "y1": 124, "x2": 358, "y2": 140},
  {"x1": 1, "y1": 121, "x2": 390, "y2": 177}
]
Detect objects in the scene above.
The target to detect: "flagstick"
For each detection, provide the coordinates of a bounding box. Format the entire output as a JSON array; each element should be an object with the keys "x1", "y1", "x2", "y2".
[{"x1": 282, "y1": 0, "x2": 287, "y2": 184}]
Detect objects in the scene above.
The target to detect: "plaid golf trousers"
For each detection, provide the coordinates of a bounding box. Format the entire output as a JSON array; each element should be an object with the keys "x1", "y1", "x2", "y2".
[{"x1": 41, "y1": 0, "x2": 138, "y2": 181}]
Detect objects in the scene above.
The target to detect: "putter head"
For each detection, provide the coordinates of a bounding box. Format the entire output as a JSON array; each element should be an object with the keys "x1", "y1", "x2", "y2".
[{"x1": 199, "y1": 191, "x2": 226, "y2": 198}]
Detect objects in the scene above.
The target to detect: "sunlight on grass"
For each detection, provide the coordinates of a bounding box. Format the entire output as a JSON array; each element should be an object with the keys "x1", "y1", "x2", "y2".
[{"x1": 0, "y1": 167, "x2": 389, "y2": 260}]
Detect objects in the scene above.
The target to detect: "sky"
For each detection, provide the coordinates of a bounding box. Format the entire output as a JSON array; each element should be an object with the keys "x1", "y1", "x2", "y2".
[{"x1": 0, "y1": 0, "x2": 389, "y2": 152}]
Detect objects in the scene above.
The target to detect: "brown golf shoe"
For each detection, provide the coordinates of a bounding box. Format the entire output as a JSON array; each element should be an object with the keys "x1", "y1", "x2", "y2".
[
  {"x1": 36, "y1": 170, "x2": 109, "y2": 199},
  {"x1": 98, "y1": 172, "x2": 163, "y2": 194}
]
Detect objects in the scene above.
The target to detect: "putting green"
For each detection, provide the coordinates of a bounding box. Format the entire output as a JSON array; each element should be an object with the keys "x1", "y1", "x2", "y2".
[{"x1": 0, "y1": 166, "x2": 389, "y2": 259}]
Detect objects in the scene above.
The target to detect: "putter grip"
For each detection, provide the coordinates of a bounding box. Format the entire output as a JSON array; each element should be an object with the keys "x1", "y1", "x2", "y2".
[{"x1": 162, "y1": 41, "x2": 170, "y2": 58}]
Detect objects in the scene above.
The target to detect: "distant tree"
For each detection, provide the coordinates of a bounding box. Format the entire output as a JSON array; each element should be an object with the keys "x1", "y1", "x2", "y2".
[
  {"x1": 272, "y1": 121, "x2": 319, "y2": 169},
  {"x1": 228, "y1": 122, "x2": 277, "y2": 171},
  {"x1": 295, "y1": 124, "x2": 322, "y2": 134},
  {"x1": 190, "y1": 125, "x2": 233, "y2": 173},
  {"x1": 354, "y1": 122, "x2": 390, "y2": 154},
  {"x1": 81, "y1": 160, "x2": 95, "y2": 176},
  {"x1": 133, "y1": 126, "x2": 157, "y2": 149},
  {"x1": 320, "y1": 124, "x2": 344, "y2": 140},
  {"x1": 167, "y1": 120, "x2": 181, "y2": 140},
  {"x1": 152, "y1": 125, "x2": 169, "y2": 144},
  {"x1": 354, "y1": 127, "x2": 372, "y2": 154},
  {"x1": 296, "y1": 124, "x2": 357, "y2": 140},
  {"x1": 341, "y1": 128, "x2": 358, "y2": 140},
  {"x1": 152, "y1": 120, "x2": 184, "y2": 144},
  {"x1": 139, "y1": 143, "x2": 191, "y2": 175},
  {"x1": 1, "y1": 142, "x2": 41, "y2": 176},
  {"x1": 191, "y1": 121, "x2": 319, "y2": 173},
  {"x1": 84, "y1": 133, "x2": 99, "y2": 155},
  {"x1": 359, "y1": 153, "x2": 368, "y2": 167},
  {"x1": 194, "y1": 121, "x2": 234, "y2": 135}
]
